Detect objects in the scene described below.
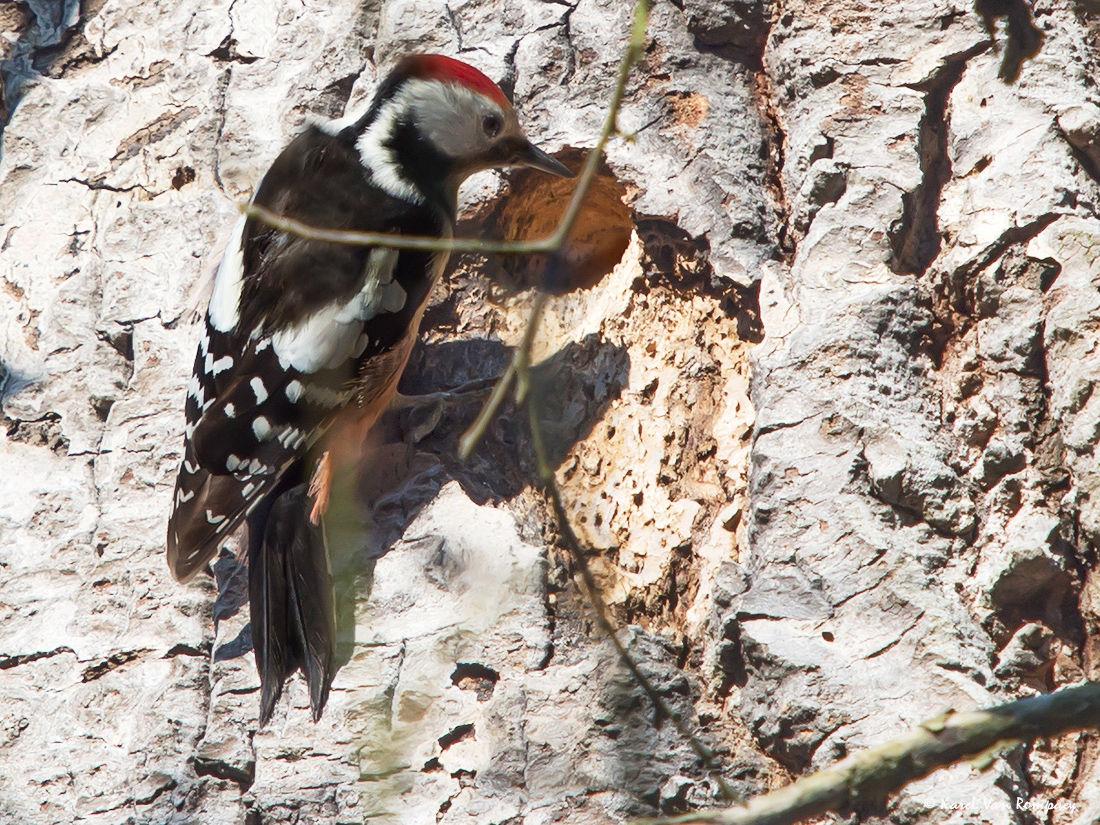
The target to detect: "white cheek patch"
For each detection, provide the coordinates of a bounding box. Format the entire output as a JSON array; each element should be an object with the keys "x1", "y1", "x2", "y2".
[
  {"x1": 358, "y1": 78, "x2": 495, "y2": 193},
  {"x1": 209, "y1": 216, "x2": 247, "y2": 333},
  {"x1": 269, "y1": 247, "x2": 401, "y2": 373}
]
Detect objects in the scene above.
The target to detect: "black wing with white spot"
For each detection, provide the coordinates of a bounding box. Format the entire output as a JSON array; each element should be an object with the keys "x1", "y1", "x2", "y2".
[
  {"x1": 166, "y1": 312, "x2": 352, "y2": 581},
  {"x1": 166, "y1": 124, "x2": 445, "y2": 582}
]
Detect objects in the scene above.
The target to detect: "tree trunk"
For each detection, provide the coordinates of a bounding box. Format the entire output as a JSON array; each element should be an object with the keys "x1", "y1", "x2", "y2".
[{"x1": 1, "y1": 0, "x2": 1098, "y2": 823}]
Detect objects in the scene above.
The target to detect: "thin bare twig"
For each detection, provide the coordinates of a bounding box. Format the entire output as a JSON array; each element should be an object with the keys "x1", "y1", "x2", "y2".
[
  {"x1": 524, "y1": 392, "x2": 737, "y2": 802},
  {"x1": 461, "y1": 0, "x2": 740, "y2": 797},
  {"x1": 646, "y1": 681, "x2": 1100, "y2": 825},
  {"x1": 241, "y1": 202, "x2": 562, "y2": 255},
  {"x1": 457, "y1": 0, "x2": 651, "y2": 458},
  {"x1": 457, "y1": 288, "x2": 548, "y2": 460}
]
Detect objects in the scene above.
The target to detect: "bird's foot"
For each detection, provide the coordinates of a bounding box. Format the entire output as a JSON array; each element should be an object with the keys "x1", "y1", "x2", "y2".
[
  {"x1": 389, "y1": 376, "x2": 497, "y2": 410},
  {"x1": 391, "y1": 377, "x2": 497, "y2": 444}
]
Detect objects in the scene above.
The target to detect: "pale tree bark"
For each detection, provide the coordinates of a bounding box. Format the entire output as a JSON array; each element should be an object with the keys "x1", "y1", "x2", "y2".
[{"x1": 1, "y1": 1, "x2": 1099, "y2": 824}]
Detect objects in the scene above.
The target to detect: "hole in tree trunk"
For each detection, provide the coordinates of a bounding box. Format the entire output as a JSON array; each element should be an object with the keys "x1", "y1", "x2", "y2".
[{"x1": 492, "y1": 148, "x2": 632, "y2": 294}]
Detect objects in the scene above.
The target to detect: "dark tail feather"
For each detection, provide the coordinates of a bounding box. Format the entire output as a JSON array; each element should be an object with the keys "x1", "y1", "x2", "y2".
[
  {"x1": 248, "y1": 499, "x2": 291, "y2": 726},
  {"x1": 285, "y1": 504, "x2": 336, "y2": 721},
  {"x1": 248, "y1": 479, "x2": 335, "y2": 725}
]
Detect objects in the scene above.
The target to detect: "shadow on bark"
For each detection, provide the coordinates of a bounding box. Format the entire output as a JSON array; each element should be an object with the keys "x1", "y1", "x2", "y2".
[
  {"x1": 0, "y1": 0, "x2": 85, "y2": 137},
  {"x1": 209, "y1": 332, "x2": 629, "y2": 680}
]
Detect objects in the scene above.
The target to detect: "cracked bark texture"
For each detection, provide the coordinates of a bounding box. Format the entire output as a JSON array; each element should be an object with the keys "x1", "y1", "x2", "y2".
[{"x1": 2, "y1": 1, "x2": 1100, "y2": 825}]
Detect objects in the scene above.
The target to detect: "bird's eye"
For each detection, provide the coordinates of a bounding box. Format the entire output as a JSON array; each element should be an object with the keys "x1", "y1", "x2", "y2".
[{"x1": 482, "y1": 113, "x2": 502, "y2": 139}]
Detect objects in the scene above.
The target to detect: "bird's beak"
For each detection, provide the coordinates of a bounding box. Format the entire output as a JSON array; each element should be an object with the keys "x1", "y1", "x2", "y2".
[{"x1": 518, "y1": 141, "x2": 574, "y2": 178}]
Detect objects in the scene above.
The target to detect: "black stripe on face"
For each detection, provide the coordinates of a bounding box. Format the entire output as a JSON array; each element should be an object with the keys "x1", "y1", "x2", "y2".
[{"x1": 385, "y1": 117, "x2": 455, "y2": 218}]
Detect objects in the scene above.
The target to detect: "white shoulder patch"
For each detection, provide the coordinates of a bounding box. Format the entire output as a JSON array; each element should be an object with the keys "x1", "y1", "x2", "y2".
[
  {"x1": 333, "y1": 248, "x2": 402, "y2": 323},
  {"x1": 270, "y1": 302, "x2": 359, "y2": 373},
  {"x1": 269, "y1": 247, "x2": 401, "y2": 373},
  {"x1": 208, "y1": 216, "x2": 247, "y2": 333}
]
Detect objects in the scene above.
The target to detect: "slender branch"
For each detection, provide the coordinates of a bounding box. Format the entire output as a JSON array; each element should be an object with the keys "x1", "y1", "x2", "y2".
[
  {"x1": 458, "y1": 0, "x2": 652, "y2": 458},
  {"x1": 457, "y1": 289, "x2": 548, "y2": 460},
  {"x1": 464, "y1": 0, "x2": 742, "y2": 797},
  {"x1": 241, "y1": 202, "x2": 562, "y2": 255},
  {"x1": 646, "y1": 682, "x2": 1100, "y2": 825},
  {"x1": 525, "y1": 393, "x2": 737, "y2": 802}
]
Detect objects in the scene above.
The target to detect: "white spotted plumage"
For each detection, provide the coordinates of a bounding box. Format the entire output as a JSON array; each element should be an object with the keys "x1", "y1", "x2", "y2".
[{"x1": 252, "y1": 416, "x2": 272, "y2": 439}]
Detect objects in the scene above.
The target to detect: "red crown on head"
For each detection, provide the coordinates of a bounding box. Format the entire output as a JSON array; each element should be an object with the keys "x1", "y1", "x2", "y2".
[{"x1": 396, "y1": 54, "x2": 511, "y2": 109}]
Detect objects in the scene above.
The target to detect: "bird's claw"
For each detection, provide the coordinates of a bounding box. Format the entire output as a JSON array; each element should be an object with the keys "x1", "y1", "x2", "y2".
[{"x1": 392, "y1": 377, "x2": 498, "y2": 444}]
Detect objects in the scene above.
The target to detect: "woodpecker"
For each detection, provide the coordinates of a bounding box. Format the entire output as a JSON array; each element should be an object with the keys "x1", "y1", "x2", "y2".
[{"x1": 166, "y1": 54, "x2": 572, "y2": 724}]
